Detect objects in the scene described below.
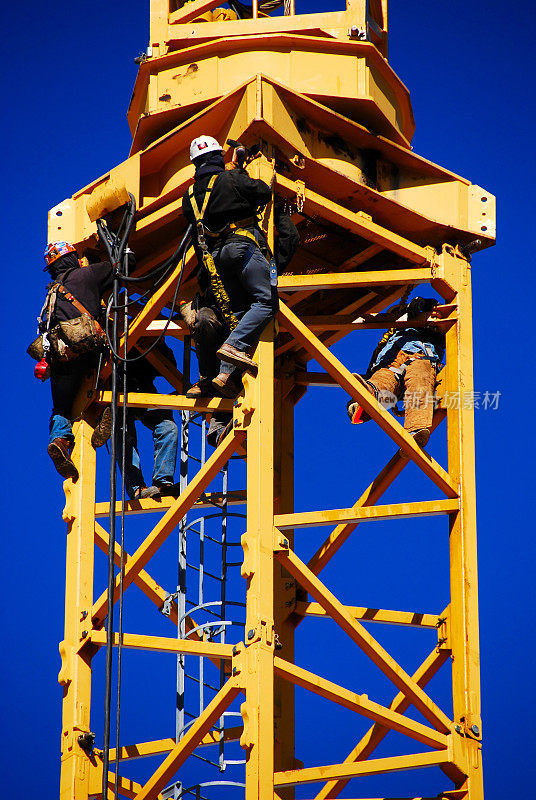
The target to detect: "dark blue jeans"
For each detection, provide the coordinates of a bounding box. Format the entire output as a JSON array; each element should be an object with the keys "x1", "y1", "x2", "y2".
[
  {"x1": 212, "y1": 237, "x2": 278, "y2": 372},
  {"x1": 118, "y1": 409, "x2": 178, "y2": 498}
]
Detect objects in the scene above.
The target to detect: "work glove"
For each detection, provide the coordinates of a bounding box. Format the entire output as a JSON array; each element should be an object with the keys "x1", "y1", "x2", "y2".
[{"x1": 179, "y1": 300, "x2": 196, "y2": 329}]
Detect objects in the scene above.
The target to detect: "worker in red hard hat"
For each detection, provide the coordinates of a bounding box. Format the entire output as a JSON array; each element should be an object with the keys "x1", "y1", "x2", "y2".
[
  {"x1": 181, "y1": 135, "x2": 278, "y2": 398},
  {"x1": 33, "y1": 241, "x2": 118, "y2": 480}
]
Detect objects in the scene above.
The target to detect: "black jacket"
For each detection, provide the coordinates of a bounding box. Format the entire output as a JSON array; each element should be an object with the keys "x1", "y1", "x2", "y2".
[
  {"x1": 46, "y1": 259, "x2": 112, "y2": 325},
  {"x1": 182, "y1": 167, "x2": 272, "y2": 236},
  {"x1": 274, "y1": 208, "x2": 300, "y2": 271}
]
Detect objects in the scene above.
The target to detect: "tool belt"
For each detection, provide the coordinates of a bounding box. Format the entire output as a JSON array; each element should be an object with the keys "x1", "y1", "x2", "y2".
[{"x1": 28, "y1": 281, "x2": 107, "y2": 363}]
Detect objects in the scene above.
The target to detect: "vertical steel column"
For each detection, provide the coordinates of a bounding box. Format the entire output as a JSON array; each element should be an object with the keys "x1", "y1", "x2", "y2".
[
  {"x1": 273, "y1": 365, "x2": 296, "y2": 796},
  {"x1": 177, "y1": 336, "x2": 192, "y2": 743},
  {"x1": 444, "y1": 249, "x2": 484, "y2": 797},
  {"x1": 58, "y1": 420, "x2": 96, "y2": 800},
  {"x1": 244, "y1": 325, "x2": 275, "y2": 800}
]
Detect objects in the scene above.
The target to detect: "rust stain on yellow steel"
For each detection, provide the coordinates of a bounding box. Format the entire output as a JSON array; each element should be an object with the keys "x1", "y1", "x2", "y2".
[{"x1": 55, "y1": 0, "x2": 489, "y2": 797}]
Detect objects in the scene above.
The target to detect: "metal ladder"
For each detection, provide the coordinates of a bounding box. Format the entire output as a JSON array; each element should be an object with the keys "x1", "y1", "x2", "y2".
[{"x1": 162, "y1": 338, "x2": 246, "y2": 799}]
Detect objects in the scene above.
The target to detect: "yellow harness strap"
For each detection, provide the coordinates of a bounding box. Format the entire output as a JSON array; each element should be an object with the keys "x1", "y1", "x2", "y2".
[{"x1": 188, "y1": 176, "x2": 238, "y2": 331}]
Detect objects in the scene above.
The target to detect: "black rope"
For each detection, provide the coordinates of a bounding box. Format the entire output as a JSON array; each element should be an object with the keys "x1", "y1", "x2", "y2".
[
  {"x1": 98, "y1": 198, "x2": 189, "y2": 797},
  {"x1": 114, "y1": 244, "x2": 130, "y2": 800},
  {"x1": 104, "y1": 229, "x2": 191, "y2": 363},
  {"x1": 99, "y1": 195, "x2": 136, "y2": 800}
]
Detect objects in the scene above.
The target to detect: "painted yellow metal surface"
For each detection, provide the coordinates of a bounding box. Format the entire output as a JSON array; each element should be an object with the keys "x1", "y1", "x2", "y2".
[{"x1": 54, "y1": 0, "x2": 490, "y2": 797}]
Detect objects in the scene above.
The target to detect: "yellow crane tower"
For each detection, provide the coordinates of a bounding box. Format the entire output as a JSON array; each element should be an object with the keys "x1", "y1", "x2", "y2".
[{"x1": 51, "y1": 1, "x2": 495, "y2": 798}]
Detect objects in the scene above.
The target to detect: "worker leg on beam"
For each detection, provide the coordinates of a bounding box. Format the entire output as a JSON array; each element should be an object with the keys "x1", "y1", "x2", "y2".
[
  {"x1": 212, "y1": 236, "x2": 279, "y2": 387},
  {"x1": 401, "y1": 356, "x2": 438, "y2": 447},
  {"x1": 117, "y1": 408, "x2": 178, "y2": 500},
  {"x1": 47, "y1": 354, "x2": 96, "y2": 481}
]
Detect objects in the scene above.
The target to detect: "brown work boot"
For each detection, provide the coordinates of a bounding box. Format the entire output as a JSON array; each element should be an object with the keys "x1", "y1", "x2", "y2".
[
  {"x1": 410, "y1": 428, "x2": 431, "y2": 448},
  {"x1": 91, "y1": 406, "x2": 112, "y2": 448},
  {"x1": 399, "y1": 427, "x2": 431, "y2": 458},
  {"x1": 216, "y1": 343, "x2": 258, "y2": 375},
  {"x1": 206, "y1": 417, "x2": 234, "y2": 448},
  {"x1": 185, "y1": 378, "x2": 217, "y2": 399},
  {"x1": 212, "y1": 371, "x2": 243, "y2": 398},
  {"x1": 47, "y1": 437, "x2": 79, "y2": 481}
]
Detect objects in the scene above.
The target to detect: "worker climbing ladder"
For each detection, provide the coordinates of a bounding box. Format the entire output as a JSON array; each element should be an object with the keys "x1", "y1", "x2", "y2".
[{"x1": 52, "y1": 1, "x2": 495, "y2": 798}]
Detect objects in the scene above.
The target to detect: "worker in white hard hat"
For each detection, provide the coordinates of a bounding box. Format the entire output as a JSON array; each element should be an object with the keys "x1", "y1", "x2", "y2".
[{"x1": 182, "y1": 135, "x2": 277, "y2": 398}]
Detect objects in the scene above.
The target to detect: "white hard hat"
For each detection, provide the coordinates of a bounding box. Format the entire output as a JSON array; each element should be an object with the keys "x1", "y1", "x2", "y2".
[{"x1": 190, "y1": 135, "x2": 223, "y2": 161}]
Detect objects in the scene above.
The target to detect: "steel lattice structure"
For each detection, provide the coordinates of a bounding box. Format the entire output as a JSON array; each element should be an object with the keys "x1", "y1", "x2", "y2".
[{"x1": 53, "y1": 2, "x2": 495, "y2": 798}]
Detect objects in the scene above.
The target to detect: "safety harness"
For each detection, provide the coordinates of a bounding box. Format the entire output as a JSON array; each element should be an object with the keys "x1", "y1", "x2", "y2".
[
  {"x1": 188, "y1": 174, "x2": 262, "y2": 331},
  {"x1": 32, "y1": 271, "x2": 106, "y2": 361}
]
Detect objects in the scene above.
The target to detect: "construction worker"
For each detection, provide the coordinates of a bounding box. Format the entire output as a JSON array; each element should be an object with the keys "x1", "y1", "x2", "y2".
[
  {"x1": 347, "y1": 296, "x2": 445, "y2": 449},
  {"x1": 182, "y1": 135, "x2": 278, "y2": 397},
  {"x1": 35, "y1": 241, "x2": 120, "y2": 481},
  {"x1": 181, "y1": 199, "x2": 299, "y2": 447},
  {"x1": 92, "y1": 341, "x2": 179, "y2": 499}
]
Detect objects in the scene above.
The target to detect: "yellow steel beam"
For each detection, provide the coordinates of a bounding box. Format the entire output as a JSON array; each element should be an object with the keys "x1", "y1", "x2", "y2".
[
  {"x1": 319, "y1": 286, "x2": 408, "y2": 353},
  {"x1": 443, "y1": 250, "x2": 484, "y2": 798},
  {"x1": 242, "y1": 320, "x2": 276, "y2": 800},
  {"x1": 135, "y1": 677, "x2": 242, "y2": 800},
  {"x1": 94, "y1": 490, "x2": 247, "y2": 517},
  {"x1": 89, "y1": 630, "x2": 234, "y2": 659},
  {"x1": 306, "y1": 413, "x2": 446, "y2": 575},
  {"x1": 107, "y1": 726, "x2": 243, "y2": 762},
  {"x1": 275, "y1": 288, "x2": 395, "y2": 358},
  {"x1": 275, "y1": 543, "x2": 451, "y2": 733},
  {"x1": 314, "y1": 644, "x2": 451, "y2": 799},
  {"x1": 92, "y1": 428, "x2": 246, "y2": 627},
  {"x1": 297, "y1": 312, "x2": 456, "y2": 332},
  {"x1": 274, "y1": 658, "x2": 448, "y2": 750},
  {"x1": 97, "y1": 390, "x2": 234, "y2": 414},
  {"x1": 98, "y1": 257, "x2": 192, "y2": 384},
  {"x1": 277, "y1": 268, "x2": 432, "y2": 292},
  {"x1": 275, "y1": 498, "x2": 459, "y2": 529},
  {"x1": 338, "y1": 243, "x2": 383, "y2": 270},
  {"x1": 59, "y1": 421, "x2": 96, "y2": 800},
  {"x1": 145, "y1": 347, "x2": 183, "y2": 393},
  {"x1": 275, "y1": 174, "x2": 430, "y2": 264},
  {"x1": 275, "y1": 750, "x2": 453, "y2": 787},
  {"x1": 273, "y1": 360, "x2": 298, "y2": 790},
  {"x1": 278, "y1": 301, "x2": 458, "y2": 497},
  {"x1": 94, "y1": 525, "x2": 228, "y2": 670},
  {"x1": 296, "y1": 602, "x2": 440, "y2": 629},
  {"x1": 277, "y1": 286, "x2": 408, "y2": 364},
  {"x1": 94, "y1": 522, "x2": 178, "y2": 624}
]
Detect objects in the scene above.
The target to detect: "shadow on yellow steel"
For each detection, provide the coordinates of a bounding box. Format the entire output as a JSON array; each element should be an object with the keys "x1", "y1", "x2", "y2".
[{"x1": 54, "y1": 0, "x2": 493, "y2": 798}]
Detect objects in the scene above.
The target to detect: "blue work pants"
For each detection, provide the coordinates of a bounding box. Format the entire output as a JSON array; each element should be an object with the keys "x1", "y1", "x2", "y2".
[
  {"x1": 212, "y1": 237, "x2": 278, "y2": 373},
  {"x1": 118, "y1": 409, "x2": 178, "y2": 498}
]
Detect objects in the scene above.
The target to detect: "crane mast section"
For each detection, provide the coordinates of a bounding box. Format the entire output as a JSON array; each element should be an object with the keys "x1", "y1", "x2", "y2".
[{"x1": 52, "y1": 1, "x2": 492, "y2": 798}]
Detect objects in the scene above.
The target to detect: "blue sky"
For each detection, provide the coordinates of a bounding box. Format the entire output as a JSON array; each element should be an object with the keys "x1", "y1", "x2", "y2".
[{"x1": 1, "y1": 1, "x2": 535, "y2": 797}]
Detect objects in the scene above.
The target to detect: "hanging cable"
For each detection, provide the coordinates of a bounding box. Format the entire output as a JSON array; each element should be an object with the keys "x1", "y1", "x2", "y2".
[
  {"x1": 98, "y1": 194, "x2": 136, "y2": 800},
  {"x1": 114, "y1": 242, "x2": 131, "y2": 800},
  {"x1": 98, "y1": 198, "x2": 188, "y2": 796},
  {"x1": 104, "y1": 226, "x2": 191, "y2": 363},
  {"x1": 117, "y1": 224, "x2": 192, "y2": 284}
]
